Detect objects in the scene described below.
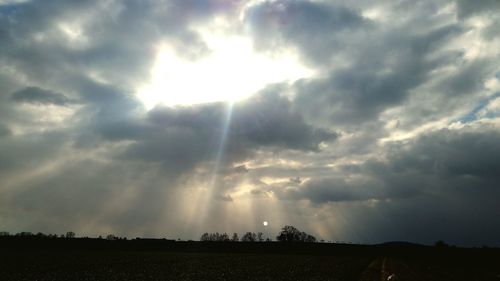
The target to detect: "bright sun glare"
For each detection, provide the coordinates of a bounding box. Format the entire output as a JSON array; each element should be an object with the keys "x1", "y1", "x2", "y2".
[{"x1": 137, "y1": 31, "x2": 313, "y2": 109}]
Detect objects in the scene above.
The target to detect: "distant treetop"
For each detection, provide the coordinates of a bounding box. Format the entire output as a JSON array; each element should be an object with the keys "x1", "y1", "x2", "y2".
[{"x1": 276, "y1": 225, "x2": 316, "y2": 242}]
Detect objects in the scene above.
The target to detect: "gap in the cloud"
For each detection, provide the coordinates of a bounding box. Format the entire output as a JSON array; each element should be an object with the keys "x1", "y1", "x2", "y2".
[
  {"x1": 136, "y1": 31, "x2": 313, "y2": 109},
  {"x1": 457, "y1": 92, "x2": 500, "y2": 124}
]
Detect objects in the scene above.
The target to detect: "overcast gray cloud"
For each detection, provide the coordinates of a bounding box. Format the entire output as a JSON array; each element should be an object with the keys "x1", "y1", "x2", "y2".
[
  {"x1": 0, "y1": 123, "x2": 10, "y2": 137},
  {"x1": 244, "y1": 0, "x2": 366, "y2": 65},
  {"x1": 0, "y1": 0, "x2": 499, "y2": 246},
  {"x1": 456, "y1": 0, "x2": 500, "y2": 18},
  {"x1": 11, "y1": 86, "x2": 77, "y2": 105}
]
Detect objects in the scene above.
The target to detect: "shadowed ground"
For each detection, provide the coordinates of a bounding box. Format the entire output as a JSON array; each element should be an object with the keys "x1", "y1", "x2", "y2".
[
  {"x1": 0, "y1": 251, "x2": 370, "y2": 281},
  {"x1": 1, "y1": 238, "x2": 499, "y2": 280}
]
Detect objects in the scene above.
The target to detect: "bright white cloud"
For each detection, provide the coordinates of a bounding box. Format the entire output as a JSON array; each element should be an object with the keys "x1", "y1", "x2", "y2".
[{"x1": 137, "y1": 31, "x2": 313, "y2": 108}]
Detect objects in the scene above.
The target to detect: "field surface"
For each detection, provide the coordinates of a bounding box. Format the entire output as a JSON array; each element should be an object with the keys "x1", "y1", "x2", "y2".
[
  {"x1": 1, "y1": 239, "x2": 500, "y2": 280},
  {"x1": 1, "y1": 251, "x2": 370, "y2": 281}
]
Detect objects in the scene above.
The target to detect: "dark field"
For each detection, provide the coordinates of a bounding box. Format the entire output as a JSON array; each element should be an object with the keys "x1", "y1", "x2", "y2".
[
  {"x1": 0, "y1": 251, "x2": 371, "y2": 281},
  {"x1": 1, "y1": 238, "x2": 500, "y2": 281}
]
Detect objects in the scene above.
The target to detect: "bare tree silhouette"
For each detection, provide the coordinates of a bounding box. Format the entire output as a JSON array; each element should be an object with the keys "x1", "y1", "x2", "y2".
[
  {"x1": 241, "y1": 232, "x2": 257, "y2": 242},
  {"x1": 276, "y1": 225, "x2": 316, "y2": 242},
  {"x1": 232, "y1": 232, "x2": 239, "y2": 242}
]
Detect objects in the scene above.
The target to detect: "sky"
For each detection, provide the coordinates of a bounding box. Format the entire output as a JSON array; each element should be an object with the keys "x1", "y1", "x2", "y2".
[{"x1": 0, "y1": 0, "x2": 499, "y2": 246}]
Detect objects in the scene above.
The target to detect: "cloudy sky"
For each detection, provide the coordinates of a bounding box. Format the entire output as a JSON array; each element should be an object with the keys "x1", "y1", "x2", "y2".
[{"x1": 1, "y1": 0, "x2": 499, "y2": 246}]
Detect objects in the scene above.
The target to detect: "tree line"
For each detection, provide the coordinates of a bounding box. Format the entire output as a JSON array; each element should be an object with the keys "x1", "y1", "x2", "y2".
[
  {"x1": 200, "y1": 225, "x2": 317, "y2": 242},
  {"x1": 0, "y1": 231, "x2": 127, "y2": 240},
  {"x1": 0, "y1": 231, "x2": 77, "y2": 238},
  {"x1": 0, "y1": 225, "x2": 318, "y2": 243}
]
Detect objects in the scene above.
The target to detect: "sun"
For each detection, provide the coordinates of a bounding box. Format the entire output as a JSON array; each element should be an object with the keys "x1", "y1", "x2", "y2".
[{"x1": 137, "y1": 31, "x2": 313, "y2": 109}]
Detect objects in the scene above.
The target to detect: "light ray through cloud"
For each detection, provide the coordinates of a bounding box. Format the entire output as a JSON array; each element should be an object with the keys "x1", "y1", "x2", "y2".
[
  {"x1": 1, "y1": 0, "x2": 500, "y2": 247},
  {"x1": 189, "y1": 101, "x2": 235, "y2": 233},
  {"x1": 211, "y1": 102, "x2": 234, "y2": 185}
]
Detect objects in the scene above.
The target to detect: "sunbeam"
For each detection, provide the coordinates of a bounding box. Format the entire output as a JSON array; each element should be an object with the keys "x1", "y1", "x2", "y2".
[
  {"x1": 212, "y1": 102, "x2": 234, "y2": 181},
  {"x1": 186, "y1": 102, "x2": 235, "y2": 234}
]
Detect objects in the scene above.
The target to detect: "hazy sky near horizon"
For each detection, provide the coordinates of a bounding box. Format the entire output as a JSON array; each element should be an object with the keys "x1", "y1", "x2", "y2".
[{"x1": 1, "y1": 0, "x2": 500, "y2": 246}]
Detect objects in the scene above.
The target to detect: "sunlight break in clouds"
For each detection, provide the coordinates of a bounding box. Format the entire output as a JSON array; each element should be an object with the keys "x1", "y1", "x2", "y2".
[{"x1": 137, "y1": 31, "x2": 313, "y2": 108}]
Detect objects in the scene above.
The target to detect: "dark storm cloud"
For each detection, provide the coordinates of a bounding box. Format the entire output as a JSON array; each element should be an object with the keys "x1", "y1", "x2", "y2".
[
  {"x1": 279, "y1": 177, "x2": 383, "y2": 203},
  {"x1": 384, "y1": 127, "x2": 500, "y2": 180},
  {"x1": 293, "y1": 23, "x2": 465, "y2": 125},
  {"x1": 92, "y1": 90, "x2": 336, "y2": 176},
  {"x1": 265, "y1": 126, "x2": 500, "y2": 245},
  {"x1": 11, "y1": 86, "x2": 76, "y2": 105},
  {"x1": 436, "y1": 59, "x2": 497, "y2": 98},
  {"x1": 281, "y1": 126, "x2": 500, "y2": 205},
  {"x1": 456, "y1": 0, "x2": 500, "y2": 18},
  {"x1": 271, "y1": 168, "x2": 421, "y2": 204},
  {"x1": 0, "y1": 1, "x2": 97, "y2": 82},
  {"x1": 244, "y1": 0, "x2": 365, "y2": 65},
  {"x1": 230, "y1": 89, "x2": 338, "y2": 151},
  {"x1": 245, "y1": 0, "x2": 498, "y2": 130}
]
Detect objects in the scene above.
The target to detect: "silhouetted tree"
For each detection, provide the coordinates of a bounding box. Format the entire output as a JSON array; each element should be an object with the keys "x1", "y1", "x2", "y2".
[
  {"x1": 298, "y1": 231, "x2": 315, "y2": 242},
  {"x1": 276, "y1": 225, "x2": 300, "y2": 242},
  {"x1": 304, "y1": 234, "x2": 316, "y2": 242},
  {"x1": 276, "y1": 225, "x2": 316, "y2": 242},
  {"x1": 241, "y1": 232, "x2": 257, "y2": 242},
  {"x1": 220, "y1": 232, "x2": 230, "y2": 241},
  {"x1": 231, "y1": 232, "x2": 239, "y2": 242},
  {"x1": 106, "y1": 234, "x2": 116, "y2": 240},
  {"x1": 16, "y1": 232, "x2": 33, "y2": 237},
  {"x1": 65, "y1": 231, "x2": 76, "y2": 238},
  {"x1": 257, "y1": 232, "x2": 264, "y2": 242},
  {"x1": 209, "y1": 233, "x2": 216, "y2": 241},
  {"x1": 0, "y1": 231, "x2": 10, "y2": 236},
  {"x1": 201, "y1": 232, "x2": 231, "y2": 241},
  {"x1": 200, "y1": 232, "x2": 210, "y2": 241},
  {"x1": 435, "y1": 240, "x2": 449, "y2": 248}
]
